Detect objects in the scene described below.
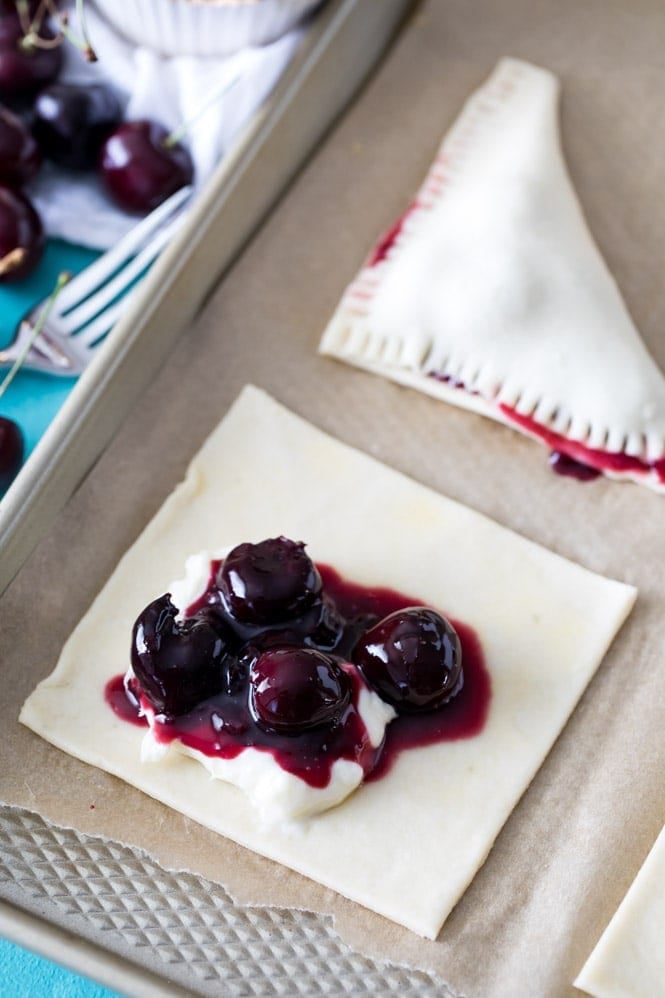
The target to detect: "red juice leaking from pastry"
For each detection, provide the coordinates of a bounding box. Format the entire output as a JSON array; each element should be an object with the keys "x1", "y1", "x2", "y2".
[
  {"x1": 548, "y1": 451, "x2": 601, "y2": 481},
  {"x1": 502, "y1": 406, "x2": 665, "y2": 485},
  {"x1": 428, "y1": 372, "x2": 664, "y2": 485}
]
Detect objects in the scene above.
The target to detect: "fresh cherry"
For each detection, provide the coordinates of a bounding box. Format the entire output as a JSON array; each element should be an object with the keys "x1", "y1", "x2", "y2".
[
  {"x1": 249, "y1": 646, "x2": 351, "y2": 735},
  {"x1": 131, "y1": 594, "x2": 233, "y2": 716},
  {"x1": 99, "y1": 119, "x2": 193, "y2": 214},
  {"x1": 0, "y1": 413, "x2": 22, "y2": 491},
  {"x1": 0, "y1": 184, "x2": 43, "y2": 281},
  {"x1": 33, "y1": 82, "x2": 122, "y2": 171},
  {"x1": 353, "y1": 607, "x2": 463, "y2": 712},
  {"x1": 0, "y1": 1, "x2": 41, "y2": 16},
  {"x1": 217, "y1": 537, "x2": 323, "y2": 627},
  {"x1": 0, "y1": 15, "x2": 63, "y2": 101},
  {"x1": 0, "y1": 103, "x2": 39, "y2": 184}
]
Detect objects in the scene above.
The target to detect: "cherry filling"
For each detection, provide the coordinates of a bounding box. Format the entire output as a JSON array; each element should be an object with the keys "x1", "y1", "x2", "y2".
[
  {"x1": 131, "y1": 595, "x2": 234, "y2": 716},
  {"x1": 217, "y1": 537, "x2": 323, "y2": 626},
  {"x1": 107, "y1": 537, "x2": 491, "y2": 791},
  {"x1": 354, "y1": 607, "x2": 462, "y2": 712},
  {"x1": 427, "y1": 372, "x2": 665, "y2": 485},
  {"x1": 500, "y1": 405, "x2": 665, "y2": 485},
  {"x1": 367, "y1": 206, "x2": 417, "y2": 267},
  {"x1": 547, "y1": 451, "x2": 601, "y2": 482},
  {"x1": 249, "y1": 647, "x2": 351, "y2": 735}
]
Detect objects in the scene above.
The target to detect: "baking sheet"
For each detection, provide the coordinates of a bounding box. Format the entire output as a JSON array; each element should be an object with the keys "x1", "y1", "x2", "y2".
[
  {"x1": 0, "y1": 898, "x2": 190, "y2": 998},
  {"x1": 0, "y1": 0, "x2": 411, "y2": 596},
  {"x1": 2, "y1": 0, "x2": 665, "y2": 994}
]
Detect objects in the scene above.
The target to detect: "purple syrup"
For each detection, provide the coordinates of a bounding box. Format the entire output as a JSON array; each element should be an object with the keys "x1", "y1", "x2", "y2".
[
  {"x1": 425, "y1": 370, "x2": 664, "y2": 486},
  {"x1": 106, "y1": 559, "x2": 491, "y2": 789},
  {"x1": 501, "y1": 404, "x2": 665, "y2": 485},
  {"x1": 108, "y1": 664, "x2": 379, "y2": 789},
  {"x1": 367, "y1": 203, "x2": 419, "y2": 267},
  {"x1": 105, "y1": 674, "x2": 146, "y2": 727},
  {"x1": 548, "y1": 451, "x2": 601, "y2": 481},
  {"x1": 368, "y1": 622, "x2": 489, "y2": 781}
]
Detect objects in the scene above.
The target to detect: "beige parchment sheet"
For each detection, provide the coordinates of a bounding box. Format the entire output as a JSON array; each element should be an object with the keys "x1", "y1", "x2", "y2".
[{"x1": 2, "y1": 1, "x2": 665, "y2": 995}]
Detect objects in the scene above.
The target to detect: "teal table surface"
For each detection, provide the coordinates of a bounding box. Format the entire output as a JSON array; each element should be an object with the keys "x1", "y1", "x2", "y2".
[
  {"x1": 0, "y1": 938, "x2": 122, "y2": 997},
  {"x1": 0, "y1": 238, "x2": 98, "y2": 470},
  {"x1": 1, "y1": 241, "x2": 117, "y2": 994}
]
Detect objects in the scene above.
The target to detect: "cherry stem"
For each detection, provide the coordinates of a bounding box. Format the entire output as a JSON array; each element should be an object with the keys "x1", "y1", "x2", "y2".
[
  {"x1": 17, "y1": 0, "x2": 64, "y2": 50},
  {"x1": 16, "y1": 0, "x2": 42, "y2": 37},
  {"x1": 0, "y1": 247, "x2": 26, "y2": 277},
  {"x1": 0, "y1": 271, "x2": 70, "y2": 401},
  {"x1": 20, "y1": 29, "x2": 63, "y2": 51},
  {"x1": 16, "y1": 0, "x2": 97, "y2": 60},
  {"x1": 74, "y1": 0, "x2": 97, "y2": 61},
  {"x1": 45, "y1": 0, "x2": 97, "y2": 61},
  {"x1": 163, "y1": 64, "x2": 249, "y2": 149}
]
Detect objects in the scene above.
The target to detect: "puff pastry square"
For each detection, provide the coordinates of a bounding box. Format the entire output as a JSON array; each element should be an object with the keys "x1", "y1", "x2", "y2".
[
  {"x1": 575, "y1": 824, "x2": 665, "y2": 997},
  {"x1": 20, "y1": 386, "x2": 636, "y2": 938},
  {"x1": 320, "y1": 58, "x2": 665, "y2": 491}
]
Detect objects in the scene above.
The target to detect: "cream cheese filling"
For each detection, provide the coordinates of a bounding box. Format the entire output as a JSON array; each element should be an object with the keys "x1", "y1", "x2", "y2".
[{"x1": 129, "y1": 549, "x2": 396, "y2": 825}]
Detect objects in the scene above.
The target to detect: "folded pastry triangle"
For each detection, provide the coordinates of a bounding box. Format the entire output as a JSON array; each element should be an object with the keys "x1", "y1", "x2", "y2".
[{"x1": 320, "y1": 58, "x2": 665, "y2": 491}]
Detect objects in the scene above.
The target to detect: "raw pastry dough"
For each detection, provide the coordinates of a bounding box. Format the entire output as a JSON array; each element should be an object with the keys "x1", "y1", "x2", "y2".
[
  {"x1": 575, "y1": 823, "x2": 665, "y2": 997},
  {"x1": 320, "y1": 58, "x2": 665, "y2": 490},
  {"x1": 20, "y1": 386, "x2": 636, "y2": 938}
]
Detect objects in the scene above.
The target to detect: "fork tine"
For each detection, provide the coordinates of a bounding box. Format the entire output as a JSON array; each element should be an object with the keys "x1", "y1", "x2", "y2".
[
  {"x1": 62, "y1": 215, "x2": 184, "y2": 338},
  {"x1": 68, "y1": 296, "x2": 128, "y2": 352},
  {"x1": 54, "y1": 186, "x2": 192, "y2": 314}
]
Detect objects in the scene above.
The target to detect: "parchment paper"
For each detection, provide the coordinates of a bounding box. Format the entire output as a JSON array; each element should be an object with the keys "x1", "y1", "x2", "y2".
[{"x1": 3, "y1": 1, "x2": 665, "y2": 994}]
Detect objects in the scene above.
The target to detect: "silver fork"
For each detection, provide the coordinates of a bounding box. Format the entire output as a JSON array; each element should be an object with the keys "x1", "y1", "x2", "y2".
[{"x1": 0, "y1": 186, "x2": 192, "y2": 377}]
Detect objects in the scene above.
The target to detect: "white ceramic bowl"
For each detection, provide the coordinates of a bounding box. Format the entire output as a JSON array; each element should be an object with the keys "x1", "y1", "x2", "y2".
[{"x1": 92, "y1": 0, "x2": 323, "y2": 57}]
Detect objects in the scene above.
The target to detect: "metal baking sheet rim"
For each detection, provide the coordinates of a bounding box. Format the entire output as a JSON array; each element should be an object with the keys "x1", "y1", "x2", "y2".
[
  {"x1": 0, "y1": 0, "x2": 413, "y2": 598},
  {"x1": 0, "y1": 898, "x2": 191, "y2": 998}
]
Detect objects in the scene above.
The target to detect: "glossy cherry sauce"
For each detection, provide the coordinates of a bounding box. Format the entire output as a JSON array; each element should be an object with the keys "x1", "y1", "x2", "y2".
[
  {"x1": 428, "y1": 371, "x2": 662, "y2": 484},
  {"x1": 501, "y1": 405, "x2": 665, "y2": 485},
  {"x1": 106, "y1": 561, "x2": 490, "y2": 788},
  {"x1": 317, "y1": 566, "x2": 490, "y2": 779},
  {"x1": 547, "y1": 451, "x2": 601, "y2": 482},
  {"x1": 367, "y1": 197, "x2": 426, "y2": 267}
]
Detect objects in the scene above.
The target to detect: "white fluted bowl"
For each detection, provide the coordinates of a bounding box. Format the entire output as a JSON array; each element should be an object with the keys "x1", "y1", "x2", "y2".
[{"x1": 92, "y1": 0, "x2": 323, "y2": 57}]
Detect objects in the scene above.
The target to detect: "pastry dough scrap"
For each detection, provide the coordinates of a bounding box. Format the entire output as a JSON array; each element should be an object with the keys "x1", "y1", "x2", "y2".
[
  {"x1": 575, "y1": 824, "x2": 665, "y2": 997},
  {"x1": 320, "y1": 58, "x2": 665, "y2": 490},
  {"x1": 20, "y1": 386, "x2": 636, "y2": 939}
]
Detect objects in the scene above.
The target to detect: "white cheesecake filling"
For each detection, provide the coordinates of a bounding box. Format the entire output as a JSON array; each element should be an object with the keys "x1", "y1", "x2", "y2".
[
  {"x1": 169, "y1": 549, "x2": 223, "y2": 619},
  {"x1": 130, "y1": 550, "x2": 397, "y2": 825}
]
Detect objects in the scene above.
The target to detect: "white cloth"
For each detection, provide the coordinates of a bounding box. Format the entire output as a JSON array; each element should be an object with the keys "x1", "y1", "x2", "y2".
[{"x1": 28, "y1": 7, "x2": 301, "y2": 250}]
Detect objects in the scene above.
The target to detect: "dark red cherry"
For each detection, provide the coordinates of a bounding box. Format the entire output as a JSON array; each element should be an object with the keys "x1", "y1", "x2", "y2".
[
  {"x1": 33, "y1": 82, "x2": 122, "y2": 171},
  {"x1": 131, "y1": 594, "x2": 233, "y2": 717},
  {"x1": 0, "y1": 413, "x2": 22, "y2": 491},
  {"x1": 0, "y1": 16, "x2": 63, "y2": 100},
  {"x1": 0, "y1": 2, "x2": 40, "y2": 16},
  {"x1": 0, "y1": 184, "x2": 43, "y2": 282},
  {"x1": 0, "y1": 103, "x2": 39, "y2": 184},
  {"x1": 353, "y1": 607, "x2": 463, "y2": 712},
  {"x1": 99, "y1": 119, "x2": 193, "y2": 214},
  {"x1": 249, "y1": 646, "x2": 351, "y2": 735},
  {"x1": 217, "y1": 537, "x2": 323, "y2": 626},
  {"x1": 301, "y1": 595, "x2": 345, "y2": 650}
]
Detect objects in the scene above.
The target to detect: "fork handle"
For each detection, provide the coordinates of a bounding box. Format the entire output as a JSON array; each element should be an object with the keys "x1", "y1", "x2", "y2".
[
  {"x1": 0, "y1": 320, "x2": 82, "y2": 376},
  {"x1": 0, "y1": 321, "x2": 34, "y2": 370},
  {"x1": 0, "y1": 343, "x2": 21, "y2": 369}
]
